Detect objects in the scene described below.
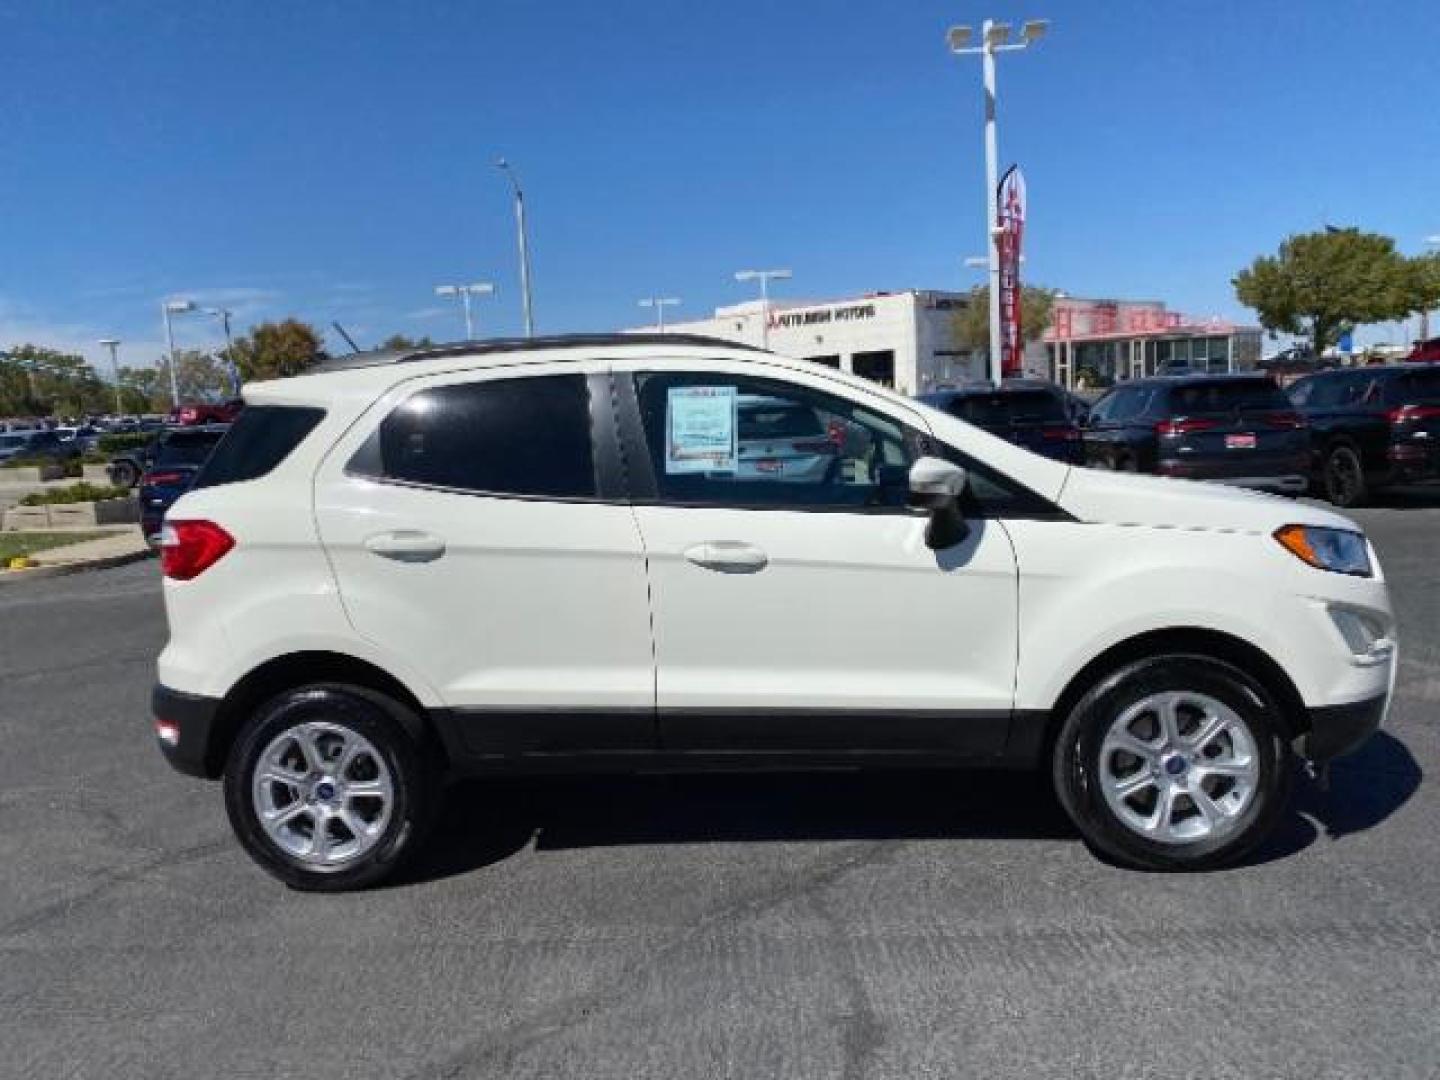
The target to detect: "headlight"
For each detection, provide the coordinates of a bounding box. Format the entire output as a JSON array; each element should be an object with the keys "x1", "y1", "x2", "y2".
[{"x1": 1274, "y1": 524, "x2": 1372, "y2": 577}]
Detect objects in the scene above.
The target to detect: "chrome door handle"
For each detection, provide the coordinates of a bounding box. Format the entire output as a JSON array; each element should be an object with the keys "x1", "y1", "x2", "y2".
[
  {"x1": 683, "y1": 541, "x2": 768, "y2": 573},
  {"x1": 364, "y1": 530, "x2": 446, "y2": 563}
]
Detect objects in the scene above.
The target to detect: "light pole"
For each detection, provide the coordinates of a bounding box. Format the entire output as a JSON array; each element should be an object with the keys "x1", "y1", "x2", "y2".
[
  {"x1": 1423, "y1": 236, "x2": 1440, "y2": 342},
  {"x1": 161, "y1": 299, "x2": 195, "y2": 409},
  {"x1": 495, "y1": 159, "x2": 535, "y2": 337},
  {"x1": 98, "y1": 338, "x2": 123, "y2": 415},
  {"x1": 734, "y1": 268, "x2": 793, "y2": 349},
  {"x1": 434, "y1": 282, "x2": 495, "y2": 340},
  {"x1": 947, "y1": 18, "x2": 1048, "y2": 386},
  {"x1": 198, "y1": 308, "x2": 239, "y2": 396},
  {"x1": 638, "y1": 296, "x2": 682, "y2": 332}
]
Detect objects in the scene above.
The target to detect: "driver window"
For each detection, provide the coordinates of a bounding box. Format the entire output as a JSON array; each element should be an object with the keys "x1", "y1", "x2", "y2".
[{"x1": 633, "y1": 372, "x2": 917, "y2": 509}]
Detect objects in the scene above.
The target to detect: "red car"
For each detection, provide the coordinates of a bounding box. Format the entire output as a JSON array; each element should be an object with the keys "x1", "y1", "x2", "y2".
[
  {"x1": 172, "y1": 400, "x2": 243, "y2": 426},
  {"x1": 1406, "y1": 337, "x2": 1440, "y2": 363}
]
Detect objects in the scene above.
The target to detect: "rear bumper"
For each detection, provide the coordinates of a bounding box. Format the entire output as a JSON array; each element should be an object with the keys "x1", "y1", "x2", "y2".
[
  {"x1": 1302, "y1": 692, "x2": 1387, "y2": 764},
  {"x1": 153, "y1": 684, "x2": 224, "y2": 779}
]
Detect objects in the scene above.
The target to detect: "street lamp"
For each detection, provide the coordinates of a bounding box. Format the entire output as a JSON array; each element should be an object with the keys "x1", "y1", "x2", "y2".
[
  {"x1": 638, "y1": 296, "x2": 682, "y2": 333},
  {"x1": 734, "y1": 268, "x2": 793, "y2": 349},
  {"x1": 434, "y1": 282, "x2": 495, "y2": 340},
  {"x1": 495, "y1": 159, "x2": 535, "y2": 337},
  {"x1": 196, "y1": 308, "x2": 239, "y2": 396},
  {"x1": 948, "y1": 16, "x2": 1049, "y2": 386},
  {"x1": 97, "y1": 339, "x2": 123, "y2": 415},
  {"x1": 161, "y1": 299, "x2": 195, "y2": 409}
]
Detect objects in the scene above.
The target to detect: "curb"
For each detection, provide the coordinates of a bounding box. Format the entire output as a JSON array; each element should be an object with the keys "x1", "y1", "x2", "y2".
[{"x1": 0, "y1": 547, "x2": 153, "y2": 585}]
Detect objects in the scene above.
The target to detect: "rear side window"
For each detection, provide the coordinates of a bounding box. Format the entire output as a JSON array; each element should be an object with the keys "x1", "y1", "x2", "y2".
[
  {"x1": 156, "y1": 431, "x2": 226, "y2": 467},
  {"x1": 944, "y1": 389, "x2": 1067, "y2": 426},
  {"x1": 192, "y1": 406, "x2": 325, "y2": 490},
  {"x1": 350, "y1": 374, "x2": 596, "y2": 499},
  {"x1": 1167, "y1": 379, "x2": 1289, "y2": 414}
]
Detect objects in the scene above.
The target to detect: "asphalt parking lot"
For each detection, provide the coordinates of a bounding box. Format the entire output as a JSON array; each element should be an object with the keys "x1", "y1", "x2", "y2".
[{"x1": 2, "y1": 493, "x2": 1437, "y2": 1080}]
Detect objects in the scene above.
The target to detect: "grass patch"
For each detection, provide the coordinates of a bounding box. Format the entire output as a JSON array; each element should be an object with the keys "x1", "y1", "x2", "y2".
[
  {"x1": 19, "y1": 482, "x2": 131, "y2": 506},
  {"x1": 0, "y1": 530, "x2": 115, "y2": 561}
]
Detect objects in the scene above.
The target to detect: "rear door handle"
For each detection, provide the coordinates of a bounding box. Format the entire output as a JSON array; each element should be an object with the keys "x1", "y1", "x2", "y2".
[
  {"x1": 365, "y1": 530, "x2": 446, "y2": 563},
  {"x1": 683, "y1": 541, "x2": 768, "y2": 574}
]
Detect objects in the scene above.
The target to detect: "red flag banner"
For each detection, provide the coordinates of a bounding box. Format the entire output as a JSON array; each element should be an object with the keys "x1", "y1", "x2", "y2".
[{"x1": 996, "y1": 166, "x2": 1027, "y2": 377}]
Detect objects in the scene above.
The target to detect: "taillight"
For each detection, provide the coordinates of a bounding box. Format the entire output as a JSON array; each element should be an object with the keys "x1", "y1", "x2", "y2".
[
  {"x1": 1386, "y1": 404, "x2": 1440, "y2": 424},
  {"x1": 1262, "y1": 411, "x2": 1307, "y2": 429},
  {"x1": 142, "y1": 470, "x2": 186, "y2": 487},
  {"x1": 1156, "y1": 418, "x2": 1217, "y2": 437},
  {"x1": 160, "y1": 520, "x2": 234, "y2": 580},
  {"x1": 1040, "y1": 426, "x2": 1081, "y2": 441}
]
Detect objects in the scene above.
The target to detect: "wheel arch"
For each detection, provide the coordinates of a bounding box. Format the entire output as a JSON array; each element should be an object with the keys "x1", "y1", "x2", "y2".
[
  {"x1": 1028, "y1": 626, "x2": 1309, "y2": 767},
  {"x1": 208, "y1": 651, "x2": 441, "y2": 778}
]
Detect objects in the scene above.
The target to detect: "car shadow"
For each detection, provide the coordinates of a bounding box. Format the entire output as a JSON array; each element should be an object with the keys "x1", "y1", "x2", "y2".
[{"x1": 391, "y1": 732, "x2": 1422, "y2": 886}]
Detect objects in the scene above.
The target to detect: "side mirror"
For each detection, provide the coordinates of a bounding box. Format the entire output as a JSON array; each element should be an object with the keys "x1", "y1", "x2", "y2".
[{"x1": 907, "y1": 456, "x2": 970, "y2": 550}]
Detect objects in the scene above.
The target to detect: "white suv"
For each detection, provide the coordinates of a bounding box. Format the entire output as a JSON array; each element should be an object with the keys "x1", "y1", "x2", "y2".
[{"x1": 153, "y1": 335, "x2": 1396, "y2": 890}]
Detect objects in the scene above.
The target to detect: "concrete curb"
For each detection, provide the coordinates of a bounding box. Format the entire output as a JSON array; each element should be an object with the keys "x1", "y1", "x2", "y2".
[{"x1": 0, "y1": 547, "x2": 153, "y2": 585}]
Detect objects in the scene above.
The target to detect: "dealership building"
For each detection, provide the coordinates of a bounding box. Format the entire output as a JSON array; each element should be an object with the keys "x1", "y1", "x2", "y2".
[
  {"x1": 636, "y1": 290, "x2": 1263, "y2": 395},
  {"x1": 639, "y1": 290, "x2": 984, "y2": 396},
  {"x1": 1044, "y1": 297, "x2": 1263, "y2": 388}
]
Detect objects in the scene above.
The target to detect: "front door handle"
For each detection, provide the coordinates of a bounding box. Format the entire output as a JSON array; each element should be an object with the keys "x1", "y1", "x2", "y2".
[
  {"x1": 365, "y1": 530, "x2": 446, "y2": 563},
  {"x1": 683, "y1": 541, "x2": 768, "y2": 574}
]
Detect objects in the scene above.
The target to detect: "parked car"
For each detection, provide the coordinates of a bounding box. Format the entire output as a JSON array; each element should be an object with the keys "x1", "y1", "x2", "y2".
[
  {"x1": 1403, "y1": 337, "x2": 1440, "y2": 363},
  {"x1": 919, "y1": 381, "x2": 1084, "y2": 463},
  {"x1": 173, "y1": 400, "x2": 243, "y2": 426},
  {"x1": 0, "y1": 428, "x2": 78, "y2": 464},
  {"x1": 139, "y1": 425, "x2": 231, "y2": 546},
  {"x1": 1287, "y1": 363, "x2": 1440, "y2": 506},
  {"x1": 1082, "y1": 374, "x2": 1309, "y2": 493},
  {"x1": 54, "y1": 424, "x2": 102, "y2": 454},
  {"x1": 152, "y1": 334, "x2": 1393, "y2": 889}
]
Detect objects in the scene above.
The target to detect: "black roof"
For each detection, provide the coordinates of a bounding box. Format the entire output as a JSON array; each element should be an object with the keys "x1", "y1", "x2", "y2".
[{"x1": 315, "y1": 333, "x2": 765, "y2": 373}]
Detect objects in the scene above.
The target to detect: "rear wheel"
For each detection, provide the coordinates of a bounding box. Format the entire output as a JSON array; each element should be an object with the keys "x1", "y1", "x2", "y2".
[
  {"x1": 224, "y1": 685, "x2": 435, "y2": 891},
  {"x1": 1052, "y1": 656, "x2": 1291, "y2": 871},
  {"x1": 1323, "y1": 443, "x2": 1367, "y2": 507}
]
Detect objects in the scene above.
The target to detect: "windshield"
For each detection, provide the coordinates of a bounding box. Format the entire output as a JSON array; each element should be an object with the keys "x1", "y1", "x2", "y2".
[
  {"x1": 737, "y1": 399, "x2": 823, "y2": 440},
  {"x1": 0, "y1": 434, "x2": 31, "y2": 449},
  {"x1": 155, "y1": 431, "x2": 226, "y2": 466},
  {"x1": 944, "y1": 390, "x2": 1068, "y2": 427},
  {"x1": 1166, "y1": 380, "x2": 1290, "y2": 415}
]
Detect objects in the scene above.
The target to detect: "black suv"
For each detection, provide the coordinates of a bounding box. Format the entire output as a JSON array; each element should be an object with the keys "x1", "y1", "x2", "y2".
[
  {"x1": 919, "y1": 381, "x2": 1084, "y2": 463},
  {"x1": 1083, "y1": 374, "x2": 1308, "y2": 492},
  {"x1": 1287, "y1": 364, "x2": 1440, "y2": 506}
]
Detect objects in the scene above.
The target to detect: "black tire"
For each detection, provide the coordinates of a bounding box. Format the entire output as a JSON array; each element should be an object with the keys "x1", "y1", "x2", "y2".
[
  {"x1": 109, "y1": 459, "x2": 139, "y2": 488},
  {"x1": 1118, "y1": 455, "x2": 1139, "y2": 473},
  {"x1": 224, "y1": 684, "x2": 436, "y2": 891},
  {"x1": 1052, "y1": 655, "x2": 1292, "y2": 871},
  {"x1": 1322, "y1": 443, "x2": 1368, "y2": 508}
]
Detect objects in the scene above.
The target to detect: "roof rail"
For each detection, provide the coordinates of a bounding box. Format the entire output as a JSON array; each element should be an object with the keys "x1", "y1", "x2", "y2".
[{"x1": 316, "y1": 332, "x2": 766, "y2": 372}]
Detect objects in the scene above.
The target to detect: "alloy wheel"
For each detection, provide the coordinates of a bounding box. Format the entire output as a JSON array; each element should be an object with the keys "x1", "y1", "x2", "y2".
[
  {"x1": 1097, "y1": 690, "x2": 1259, "y2": 845},
  {"x1": 251, "y1": 721, "x2": 394, "y2": 868}
]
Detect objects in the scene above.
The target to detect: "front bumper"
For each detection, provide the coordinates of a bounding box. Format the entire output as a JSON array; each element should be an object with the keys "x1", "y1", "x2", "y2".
[
  {"x1": 1302, "y1": 692, "x2": 1387, "y2": 763},
  {"x1": 153, "y1": 684, "x2": 224, "y2": 779}
]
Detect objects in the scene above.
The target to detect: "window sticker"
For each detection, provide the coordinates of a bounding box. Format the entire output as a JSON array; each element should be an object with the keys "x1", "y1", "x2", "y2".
[{"x1": 666, "y1": 385, "x2": 737, "y2": 474}]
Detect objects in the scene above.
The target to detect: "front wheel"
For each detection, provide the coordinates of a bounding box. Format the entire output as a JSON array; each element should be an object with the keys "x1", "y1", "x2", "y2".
[
  {"x1": 1052, "y1": 656, "x2": 1292, "y2": 871},
  {"x1": 224, "y1": 685, "x2": 435, "y2": 891},
  {"x1": 1323, "y1": 443, "x2": 1367, "y2": 507}
]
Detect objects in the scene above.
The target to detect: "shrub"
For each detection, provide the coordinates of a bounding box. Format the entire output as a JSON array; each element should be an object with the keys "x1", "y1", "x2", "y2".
[
  {"x1": 0, "y1": 457, "x2": 81, "y2": 476},
  {"x1": 98, "y1": 433, "x2": 152, "y2": 454},
  {"x1": 19, "y1": 482, "x2": 132, "y2": 506}
]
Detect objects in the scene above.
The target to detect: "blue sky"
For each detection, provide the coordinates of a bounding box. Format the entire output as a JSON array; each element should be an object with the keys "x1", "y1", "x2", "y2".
[{"x1": 2, "y1": 0, "x2": 1437, "y2": 369}]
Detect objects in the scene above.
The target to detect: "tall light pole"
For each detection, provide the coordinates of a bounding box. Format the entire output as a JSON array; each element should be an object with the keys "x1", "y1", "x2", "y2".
[
  {"x1": 98, "y1": 339, "x2": 123, "y2": 415},
  {"x1": 434, "y1": 282, "x2": 495, "y2": 340},
  {"x1": 948, "y1": 18, "x2": 1048, "y2": 386},
  {"x1": 1423, "y1": 235, "x2": 1440, "y2": 342},
  {"x1": 734, "y1": 268, "x2": 792, "y2": 349},
  {"x1": 495, "y1": 159, "x2": 535, "y2": 337},
  {"x1": 161, "y1": 299, "x2": 195, "y2": 409},
  {"x1": 197, "y1": 307, "x2": 239, "y2": 395},
  {"x1": 638, "y1": 296, "x2": 682, "y2": 332}
]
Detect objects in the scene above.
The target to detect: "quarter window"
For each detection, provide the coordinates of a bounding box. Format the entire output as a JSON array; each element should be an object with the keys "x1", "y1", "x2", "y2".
[{"x1": 350, "y1": 374, "x2": 597, "y2": 498}]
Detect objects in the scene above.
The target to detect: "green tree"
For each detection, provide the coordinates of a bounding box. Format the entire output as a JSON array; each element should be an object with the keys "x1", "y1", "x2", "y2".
[
  {"x1": 950, "y1": 285, "x2": 1057, "y2": 353},
  {"x1": 231, "y1": 319, "x2": 328, "y2": 382},
  {"x1": 1233, "y1": 229, "x2": 1424, "y2": 356},
  {"x1": 156, "y1": 349, "x2": 234, "y2": 403},
  {"x1": 0, "y1": 345, "x2": 110, "y2": 417},
  {"x1": 378, "y1": 334, "x2": 434, "y2": 351},
  {"x1": 116, "y1": 366, "x2": 166, "y2": 413}
]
